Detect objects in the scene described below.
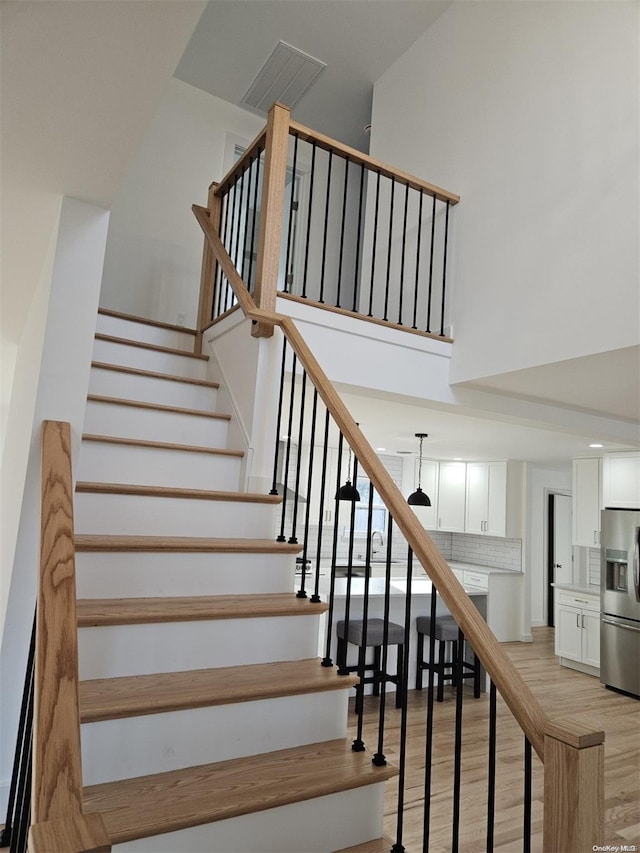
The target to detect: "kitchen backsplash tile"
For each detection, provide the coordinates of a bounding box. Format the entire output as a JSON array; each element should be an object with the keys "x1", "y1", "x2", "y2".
[
  {"x1": 588, "y1": 547, "x2": 601, "y2": 587},
  {"x1": 448, "y1": 533, "x2": 522, "y2": 571}
]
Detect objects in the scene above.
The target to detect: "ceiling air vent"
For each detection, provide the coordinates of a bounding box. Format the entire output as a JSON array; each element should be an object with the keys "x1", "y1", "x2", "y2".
[{"x1": 241, "y1": 41, "x2": 326, "y2": 113}]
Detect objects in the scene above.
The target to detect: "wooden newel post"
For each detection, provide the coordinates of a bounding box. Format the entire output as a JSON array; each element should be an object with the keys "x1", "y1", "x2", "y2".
[
  {"x1": 543, "y1": 719, "x2": 604, "y2": 853},
  {"x1": 252, "y1": 102, "x2": 291, "y2": 339},
  {"x1": 195, "y1": 182, "x2": 221, "y2": 354}
]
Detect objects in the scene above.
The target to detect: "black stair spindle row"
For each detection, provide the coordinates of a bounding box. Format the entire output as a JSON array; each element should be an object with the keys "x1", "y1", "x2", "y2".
[
  {"x1": 289, "y1": 369, "x2": 307, "y2": 547},
  {"x1": 397, "y1": 182, "x2": 410, "y2": 325},
  {"x1": 319, "y1": 149, "x2": 333, "y2": 304},
  {"x1": 311, "y1": 409, "x2": 331, "y2": 605},
  {"x1": 301, "y1": 141, "x2": 317, "y2": 300},
  {"x1": 283, "y1": 134, "x2": 299, "y2": 294},
  {"x1": 367, "y1": 171, "x2": 382, "y2": 318},
  {"x1": 336, "y1": 156, "x2": 350, "y2": 309}
]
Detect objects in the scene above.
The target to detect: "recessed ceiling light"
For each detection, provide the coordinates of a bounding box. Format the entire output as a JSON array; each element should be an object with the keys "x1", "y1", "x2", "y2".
[
  {"x1": 376, "y1": 447, "x2": 387, "y2": 452},
  {"x1": 589, "y1": 443, "x2": 604, "y2": 448},
  {"x1": 453, "y1": 457, "x2": 463, "y2": 461}
]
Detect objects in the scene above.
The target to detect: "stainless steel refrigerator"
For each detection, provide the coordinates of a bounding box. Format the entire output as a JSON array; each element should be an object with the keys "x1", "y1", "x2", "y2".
[{"x1": 600, "y1": 509, "x2": 640, "y2": 697}]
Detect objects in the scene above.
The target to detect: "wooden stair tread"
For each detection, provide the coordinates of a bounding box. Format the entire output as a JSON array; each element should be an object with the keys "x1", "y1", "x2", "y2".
[
  {"x1": 335, "y1": 838, "x2": 395, "y2": 853},
  {"x1": 82, "y1": 433, "x2": 244, "y2": 457},
  {"x1": 91, "y1": 361, "x2": 218, "y2": 388},
  {"x1": 86, "y1": 394, "x2": 230, "y2": 420},
  {"x1": 75, "y1": 481, "x2": 282, "y2": 503},
  {"x1": 95, "y1": 333, "x2": 208, "y2": 360},
  {"x1": 79, "y1": 659, "x2": 359, "y2": 722},
  {"x1": 82, "y1": 739, "x2": 397, "y2": 845},
  {"x1": 77, "y1": 593, "x2": 328, "y2": 626},
  {"x1": 98, "y1": 307, "x2": 197, "y2": 335},
  {"x1": 74, "y1": 534, "x2": 301, "y2": 553}
]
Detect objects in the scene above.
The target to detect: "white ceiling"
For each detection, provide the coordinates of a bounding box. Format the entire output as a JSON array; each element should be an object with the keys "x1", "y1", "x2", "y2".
[{"x1": 175, "y1": 0, "x2": 452, "y2": 150}]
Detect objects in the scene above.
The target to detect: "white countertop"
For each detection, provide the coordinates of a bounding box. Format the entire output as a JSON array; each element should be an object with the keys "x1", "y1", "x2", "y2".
[
  {"x1": 448, "y1": 561, "x2": 521, "y2": 576},
  {"x1": 321, "y1": 576, "x2": 488, "y2": 598}
]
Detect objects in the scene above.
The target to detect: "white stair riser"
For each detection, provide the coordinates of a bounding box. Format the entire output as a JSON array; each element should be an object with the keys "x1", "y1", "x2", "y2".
[
  {"x1": 74, "y1": 493, "x2": 277, "y2": 538},
  {"x1": 111, "y1": 784, "x2": 386, "y2": 853},
  {"x1": 97, "y1": 314, "x2": 195, "y2": 351},
  {"x1": 77, "y1": 442, "x2": 242, "y2": 491},
  {"x1": 78, "y1": 615, "x2": 323, "y2": 678},
  {"x1": 81, "y1": 691, "x2": 349, "y2": 785},
  {"x1": 76, "y1": 552, "x2": 297, "y2": 598},
  {"x1": 93, "y1": 338, "x2": 207, "y2": 380},
  {"x1": 89, "y1": 367, "x2": 218, "y2": 410},
  {"x1": 83, "y1": 400, "x2": 229, "y2": 448}
]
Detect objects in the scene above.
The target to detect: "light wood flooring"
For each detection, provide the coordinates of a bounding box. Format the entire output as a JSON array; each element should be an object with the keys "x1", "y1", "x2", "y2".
[{"x1": 347, "y1": 627, "x2": 639, "y2": 853}]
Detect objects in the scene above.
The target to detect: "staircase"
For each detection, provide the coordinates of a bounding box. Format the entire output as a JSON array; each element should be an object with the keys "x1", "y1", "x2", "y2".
[{"x1": 70, "y1": 308, "x2": 395, "y2": 852}]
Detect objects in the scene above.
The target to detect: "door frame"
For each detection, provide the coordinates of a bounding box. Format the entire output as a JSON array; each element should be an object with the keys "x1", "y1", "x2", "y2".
[{"x1": 546, "y1": 489, "x2": 572, "y2": 627}]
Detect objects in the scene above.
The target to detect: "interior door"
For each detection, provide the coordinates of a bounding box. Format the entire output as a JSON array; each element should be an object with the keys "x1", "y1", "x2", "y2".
[{"x1": 553, "y1": 495, "x2": 573, "y2": 586}]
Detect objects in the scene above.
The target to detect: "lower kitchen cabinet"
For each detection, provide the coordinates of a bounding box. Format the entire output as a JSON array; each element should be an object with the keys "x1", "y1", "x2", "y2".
[{"x1": 554, "y1": 589, "x2": 600, "y2": 674}]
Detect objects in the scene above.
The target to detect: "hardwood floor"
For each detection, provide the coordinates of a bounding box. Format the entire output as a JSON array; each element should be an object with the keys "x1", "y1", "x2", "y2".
[{"x1": 347, "y1": 627, "x2": 640, "y2": 852}]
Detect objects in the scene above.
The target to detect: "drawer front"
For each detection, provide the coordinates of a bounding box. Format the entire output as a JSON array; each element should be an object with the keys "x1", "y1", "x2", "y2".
[
  {"x1": 464, "y1": 571, "x2": 489, "y2": 591},
  {"x1": 556, "y1": 590, "x2": 600, "y2": 612}
]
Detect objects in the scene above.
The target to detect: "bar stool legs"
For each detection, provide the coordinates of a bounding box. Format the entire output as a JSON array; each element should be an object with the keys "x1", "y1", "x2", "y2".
[{"x1": 416, "y1": 614, "x2": 481, "y2": 702}]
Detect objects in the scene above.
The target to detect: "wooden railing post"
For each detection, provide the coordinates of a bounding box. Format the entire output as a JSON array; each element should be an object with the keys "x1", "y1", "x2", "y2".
[
  {"x1": 29, "y1": 421, "x2": 110, "y2": 853},
  {"x1": 195, "y1": 182, "x2": 220, "y2": 354},
  {"x1": 252, "y1": 102, "x2": 290, "y2": 339},
  {"x1": 543, "y1": 719, "x2": 604, "y2": 853}
]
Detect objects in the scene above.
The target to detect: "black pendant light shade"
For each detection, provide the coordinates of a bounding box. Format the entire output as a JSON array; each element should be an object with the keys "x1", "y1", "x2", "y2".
[
  {"x1": 336, "y1": 443, "x2": 360, "y2": 502},
  {"x1": 408, "y1": 433, "x2": 431, "y2": 506},
  {"x1": 408, "y1": 485, "x2": 431, "y2": 506}
]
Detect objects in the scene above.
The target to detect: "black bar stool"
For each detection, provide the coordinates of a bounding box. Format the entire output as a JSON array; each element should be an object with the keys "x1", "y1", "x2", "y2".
[
  {"x1": 416, "y1": 614, "x2": 480, "y2": 701},
  {"x1": 336, "y1": 618, "x2": 405, "y2": 712}
]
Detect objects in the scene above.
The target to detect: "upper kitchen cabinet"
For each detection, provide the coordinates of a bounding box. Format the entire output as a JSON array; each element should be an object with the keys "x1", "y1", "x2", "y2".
[
  {"x1": 603, "y1": 452, "x2": 640, "y2": 509},
  {"x1": 465, "y1": 461, "x2": 524, "y2": 538},
  {"x1": 437, "y1": 462, "x2": 466, "y2": 532},
  {"x1": 572, "y1": 457, "x2": 602, "y2": 546}
]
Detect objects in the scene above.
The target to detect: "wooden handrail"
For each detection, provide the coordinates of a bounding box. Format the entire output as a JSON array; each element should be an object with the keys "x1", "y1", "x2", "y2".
[
  {"x1": 193, "y1": 207, "x2": 547, "y2": 756},
  {"x1": 30, "y1": 421, "x2": 111, "y2": 852},
  {"x1": 289, "y1": 119, "x2": 460, "y2": 205}
]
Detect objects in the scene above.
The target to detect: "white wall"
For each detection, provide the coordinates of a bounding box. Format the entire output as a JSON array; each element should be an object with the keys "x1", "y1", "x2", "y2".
[
  {"x1": 370, "y1": 1, "x2": 639, "y2": 384},
  {"x1": 100, "y1": 79, "x2": 264, "y2": 327},
  {"x1": 0, "y1": 198, "x2": 109, "y2": 811}
]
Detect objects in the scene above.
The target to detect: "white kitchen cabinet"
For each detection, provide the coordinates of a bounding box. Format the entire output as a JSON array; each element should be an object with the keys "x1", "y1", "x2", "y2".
[
  {"x1": 603, "y1": 452, "x2": 640, "y2": 509},
  {"x1": 464, "y1": 461, "x2": 523, "y2": 538},
  {"x1": 554, "y1": 589, "x2": 600, "y2": 674},
  {"x1": 572, "y1": 457, "x2": 602, "y2": 547},
  {"x1": 437, "y1": 462, "x2": 466, "y2": 532}
]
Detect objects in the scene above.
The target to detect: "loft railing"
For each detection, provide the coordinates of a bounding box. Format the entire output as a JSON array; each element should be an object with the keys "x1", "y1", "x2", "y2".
[
  {"x1": 195, "y1": 103, "x2": 459, "y2": 350},
  {"x1": 193, "y1": 200, "x2": 605, "y2": 853}
]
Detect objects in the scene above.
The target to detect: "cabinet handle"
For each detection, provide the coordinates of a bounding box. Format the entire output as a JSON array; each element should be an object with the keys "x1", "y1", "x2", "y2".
[
  {"x1": 576, "y1": 614, "x2": 580, "y2": 628},
  {"x1": 594, "y1": 530, "x2": 597, "y2": 544},
  {"x1": 581, "y1": 614, "x2": 585, "y2": 629}
]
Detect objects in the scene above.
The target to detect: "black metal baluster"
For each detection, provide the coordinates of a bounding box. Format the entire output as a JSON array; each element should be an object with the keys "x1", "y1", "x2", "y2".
[
  {"x1": 217, "y1": 192, "x2": 231, "y2": 317},
  {"x1": 422, "y1": 585, "x2": 438, "y2": 853},
  {"x1": 367, "y1": 171, "x2": 381, "y2": 317},
  {"x1": 283, "y1": 134, "x2": 299, "y2": 294},
  {"x1": 301, "y1": 142, "x2": 317, "y2": 300},
  {"x1": 322, "y1": 431, "x2": 343, "y2": 667},
  {"x1": 451, "y1": 626, "x2": 465, "y2": 853},
  {"x1": 487, "y1": 681, "x2": 497, "y2": 853},
  {"x1": 372, "y1": 514, "x2": 394, "y2": 767},
  {"x1": 353, "y1": 476, "x2": 375, "y2": 752},
  {"x1": 276, "y1": 352, "x2": 297, "y2": 542},
  {"x1": 270, "y1": 335, "x2": 288, "y2": 497},
  {"x1": 319, "y1": 150, "x2": 333, "y2": 304},
  {"x1": 300, "y1": 387, "x2": 318, "y2": 600},
  {"x1": 426, "y1": 194, "x2": 437, "y2": 333},
  {"x1": 440, "y1": 199, "x2": 451, "y2": 337},
  {"x1": 336, "y1": 156, "x2": 350, "y2": 309},
  {"x1": 247, "y1": 150, "x2": 262, "y2": 294},
  {"x1": 412, "y1": 190, "x2": 424, "y2": 330},
  {"x1": 226, "y1": 182, "x2": 239, "y2": 311},
  {"x1": 383, "y1": 177, "x2": 396, "y2": 322},
  {"x1": 240, "y1": 160, "x2": 253, "y2": 283},
  {"x1": 233, "y1": 170, "x2": 245, "y2": 276},
  {"x1": 397, "y1": 182, "x2": 410, "y2": 325},
  {"x1": 311, "y1": 408, "x2": 331, "y2": 605},
  {"x1": 289, "y1": 369, "x2": 307, "y2": 547},
  {"x1": 523, "y1": 737, "x2": 532, "y2": 853},
  {"x1": 391, "y1": 547, "x2": 413, "y2": 853},
  {"x1": 352, "y1": 163, "x2": 366, "y2": 313},
  {"x1": 1, "y1": 611, "x2": 35, "y2": 853},
  {"x1": 338, "y1": 445, "x2": 358, "y2": 677}
]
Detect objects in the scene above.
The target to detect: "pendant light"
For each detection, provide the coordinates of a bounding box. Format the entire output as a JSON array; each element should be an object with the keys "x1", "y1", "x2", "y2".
[
  {"x1": 336, "y1": 442, "x2": 361, "y2": 502},
  {"x1": 408, "y1": 433, "x2": 431, "y2": 506}
]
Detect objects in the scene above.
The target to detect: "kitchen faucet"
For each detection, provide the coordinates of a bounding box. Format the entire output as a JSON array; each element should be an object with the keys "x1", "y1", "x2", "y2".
[{"x1": 370, "y1": 530, "x2": 384, "y2": 556}]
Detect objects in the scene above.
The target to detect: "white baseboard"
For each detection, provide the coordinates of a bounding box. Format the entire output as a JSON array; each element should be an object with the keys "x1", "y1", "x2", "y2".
[{"x1": 519, "y1": 633, "x2": 533, "y2": 643}]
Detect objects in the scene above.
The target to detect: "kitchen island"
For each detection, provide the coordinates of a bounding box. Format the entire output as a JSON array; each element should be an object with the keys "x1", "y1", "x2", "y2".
[{"x1": 318, "y1": 575, "x2": 488, "y2": 698}]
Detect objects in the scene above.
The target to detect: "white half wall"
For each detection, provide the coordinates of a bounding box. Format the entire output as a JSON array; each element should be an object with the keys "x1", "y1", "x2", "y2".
[
  {"x1": 0, "y1": 198, "x2": 109, "y2": 809},
  {"x1": 100, "y1": 80, "x2": 264, "y2": 327},
  {"x1": 370, "y1": 1, "x2": 639, "y2": 383}
]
